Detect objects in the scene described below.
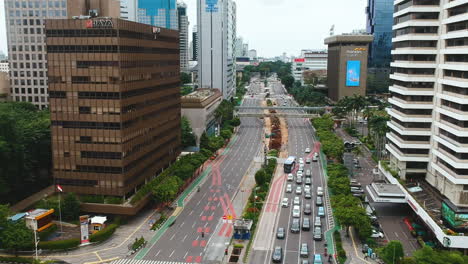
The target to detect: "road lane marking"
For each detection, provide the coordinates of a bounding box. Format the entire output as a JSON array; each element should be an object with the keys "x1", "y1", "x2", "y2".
[
  {"x1": 182, "y1": 235, "x2": 188, "y2": 242},
  {"x1": 169, "y1": 250, "x2": 175, "y2": 258},
  {"x1": 155, "y1": 250, "x2": 161, "y2": 257},
  {"x1": 170, "y1": 233, "x2": 176, "y2": 240},
  {"x1": 189, "y1": 210, "x2": 193, "y2": 216},
  {"x1": 180, "y1": 221, "x2": 184, "y2": 227},
  {"x1": 184, "y1": 251, "x2": 188, "y2": 259}
]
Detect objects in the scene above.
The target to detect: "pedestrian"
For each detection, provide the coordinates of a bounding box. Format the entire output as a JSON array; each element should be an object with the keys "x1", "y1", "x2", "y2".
[
  {"x1": 364, "y1": 252, "x2": 368, "y2": 260},
  {"x1": 201, "y1": 231, "x2": 204, "y2": 238}
]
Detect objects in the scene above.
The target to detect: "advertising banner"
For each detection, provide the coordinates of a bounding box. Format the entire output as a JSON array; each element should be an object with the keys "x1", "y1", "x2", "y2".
[
  {"x1": 346, "y1": 60, "x2": 361, "y2": 87},
  {"x1": 80, "y1": 215, "x2": 90, "y2": 244},
  {"x1": 442, "y1": 202, "x2": 468, "y2": 230}
]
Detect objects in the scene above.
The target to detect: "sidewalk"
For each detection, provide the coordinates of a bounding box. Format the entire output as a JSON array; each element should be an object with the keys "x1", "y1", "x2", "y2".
[{"x1": 340, "y1": 227, "x2": 379, "y2": 264}]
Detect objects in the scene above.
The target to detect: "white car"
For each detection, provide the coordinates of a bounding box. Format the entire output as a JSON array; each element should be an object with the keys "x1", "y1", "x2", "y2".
[
  {"x1": 305, "y1": 148, "x2": 311, "y2": 153},
  {"x1": 297, "y1": 171, "x2": 303, "y2": 178},
  {"x1": 296, "y1": 186, "x2": 302, "y2": 195},
  {"x1": 293, "y1": 196, "x2": 301, "y2": 205},
  {"x1": 287, "y1": 173, "x2": 294, "y2": 181},
  {"x1": 304, "y1": 185, "x2": 311, "y2": 193},
  {"x1": 299, "y1": 158, "x2": 304, "y2": 165},
  {"x1": 292, "y1": 205, "x2": 301, "y2": 218},
  {"x1": 299, "y1": 164, "x2": 304, "y2": 172},
  {"x1": 317, "y1": 187, "x2": 323, "y2": 196},
  {"x1": 282, "y1": 198, "x2": 289, "y2": 208},
  {"x1": 286, "y1": 184, "x2": 292, "y2": 193},
  {"x1": 371, "y1": 230, "x2": 384, "y2": 238}
]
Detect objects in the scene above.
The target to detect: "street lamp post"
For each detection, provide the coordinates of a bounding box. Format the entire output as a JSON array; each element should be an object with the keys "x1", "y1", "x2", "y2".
[{"x1": 254, "y1": 187, "x2": 260, "y2": 220}]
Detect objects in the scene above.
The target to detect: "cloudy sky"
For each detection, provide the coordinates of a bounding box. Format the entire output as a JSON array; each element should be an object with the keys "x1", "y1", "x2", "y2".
[{"x1": 0, "y1": 0, "x2": 368, "y2": 58}]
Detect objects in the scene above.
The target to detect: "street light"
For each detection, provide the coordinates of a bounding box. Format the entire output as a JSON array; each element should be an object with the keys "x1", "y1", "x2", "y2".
[{"x1": 254, "y1": 187, "x2": 261, "y2": 220}]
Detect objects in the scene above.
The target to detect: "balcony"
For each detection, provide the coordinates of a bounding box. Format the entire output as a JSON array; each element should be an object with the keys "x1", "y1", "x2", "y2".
[
  {"x1": 393, "y1": 34, "x2": 439, "y2": 43},
  {"x1": 387, "y1": 107, "x2": 433, "y2": 123},
  {"x1": 388, "y1": 121, "x2": 432, "y2": 137},
  {"x1": 439, "y1": 77, "x2": 468, "y2": 89},
  {"x1": 387, "y1": 132, "x2": 431, "y2": 149},
  {"x1": 390, "y1": 73, "x2": 436, "y2": 83},
  {"x1": 389, "y1": 97, "x2": 433, "y2": 109},
  {"x1": 437, "y1": 106, "x2": 468, "y2": 121},
  {"x1": 389, "y1": 85, "x2": 434, "y2": 96},
  {"x1": 393, "y1": 20, "x2": 439, "y2": 30},
  {"x1": 386, "y1": 143, "x2": 430, "y2": 162},
  {"x1": 391, "y1": 60, "x2": 437, "y2": 69},
  {"x1": 394, "y1": 5, "x2": 441, "y2": 18},
  {"x1": 438, "y1": 92, "x2": 468, "y2": 105},
  {"x1": 439, "y1": 63, "x2": 468, "y2": 72},
  {"x1": 379, "y1": 162, "x2": 468, "y2": 248},
  {"x1": 435, "y1": 120, "x2": 468, "y2": 137},
  {"x1": 430, "y1": 161, "x2": 468, "y2": 185},
  {"x1": 432, "y1": 147, "x2": 468, "y2": 169},
  {"x1": 391, "y1": 47, "x2": 438, "y2": 55}
]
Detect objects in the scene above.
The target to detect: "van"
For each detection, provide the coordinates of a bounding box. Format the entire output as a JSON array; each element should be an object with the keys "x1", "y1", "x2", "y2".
[{"x1": 314, "y1": 216, "x2": 321, "y2": 227}]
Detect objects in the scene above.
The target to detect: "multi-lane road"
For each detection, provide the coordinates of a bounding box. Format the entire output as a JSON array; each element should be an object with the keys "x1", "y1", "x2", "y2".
[
  {"x1": 133, "y1": 84, "x2": 264, "y2": 263},
  {"x1": 250, "y1": 78, "x2": 332, "y2": 264}
]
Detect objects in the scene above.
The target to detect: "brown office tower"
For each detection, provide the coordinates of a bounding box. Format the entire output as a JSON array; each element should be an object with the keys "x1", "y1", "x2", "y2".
[
  {"x1": 324, "y1": 34, "x2": 373, "y2": 102},
  {"x1": 46, "y1": 18, "x2": 181, "y2": 210}
]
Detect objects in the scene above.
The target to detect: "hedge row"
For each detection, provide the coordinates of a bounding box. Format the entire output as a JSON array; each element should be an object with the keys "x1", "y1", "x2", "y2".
[
  {"x1": 38, "y1": 224, "x2": 57, "y2": 241},
  {"x1": 334, "y1": 230, "x2": 347, "y2": 264},
  {"x1": 89, "y1": 224, "x2": 118, "y2": 243},
  {"x1": 38, "y1": 238, "x2": 80, "y2": 250},
  {"x1": 0, "y1": 256, "x2": 33, "y2": 263}
]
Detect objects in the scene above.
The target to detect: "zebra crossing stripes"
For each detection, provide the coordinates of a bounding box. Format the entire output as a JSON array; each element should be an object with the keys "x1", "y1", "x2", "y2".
[{"x1": 111, "y1": 259, "x2": 192, "y2": 264}]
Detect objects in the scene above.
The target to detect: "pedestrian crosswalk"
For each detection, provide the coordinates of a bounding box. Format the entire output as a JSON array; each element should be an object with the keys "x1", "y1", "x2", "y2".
[{"x1": 111, "y1": 259, "x2": 192, "y2": 264}]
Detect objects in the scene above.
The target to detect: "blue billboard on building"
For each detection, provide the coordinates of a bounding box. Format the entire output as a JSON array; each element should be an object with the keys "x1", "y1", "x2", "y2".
[{"x1": 346, "y1": 61, "x2": 361, "y2": 87}]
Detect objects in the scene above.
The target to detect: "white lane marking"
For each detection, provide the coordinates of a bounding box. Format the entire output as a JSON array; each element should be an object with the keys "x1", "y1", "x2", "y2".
[
  {"x1": 155, "y1": 250, "x2": 161, "y2": 257},
  {"x1": 169, "y1": 250, "x2": 175, "y2": 258},
  {"x1": 180, "y1": 221, "x2": 185, "y2": 227},
  {"x1": 192, "y1": 222, "x2": 197, "y2": 228},
  {"x1": 184, "y1": 251, "x2": 189, "y2": 259},
  {"x1": 170, "y1": 233, "x2": 176, "y2": 240},
  {"x1": 182, "y1": 234, "x2": 188, "y2": 242},
  {"x1": 189, "y1": 210, "x2": 193, "y2": 216}
]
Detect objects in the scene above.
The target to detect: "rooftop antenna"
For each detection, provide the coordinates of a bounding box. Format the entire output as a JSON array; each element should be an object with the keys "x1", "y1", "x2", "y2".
[{"x1": 330, "y1": 25, "x2": 335, "y2": 36}]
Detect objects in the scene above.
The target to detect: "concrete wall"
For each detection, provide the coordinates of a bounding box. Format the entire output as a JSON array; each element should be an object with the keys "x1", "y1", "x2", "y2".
[{"x1": 68, "y1": 0, "x2": 121, "y2": 18}]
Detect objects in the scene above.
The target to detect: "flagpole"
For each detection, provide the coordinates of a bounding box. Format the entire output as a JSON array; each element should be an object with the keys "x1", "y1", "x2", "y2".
[{"x1": 58, "y1": 187, "x2": 63, "y2": 234}]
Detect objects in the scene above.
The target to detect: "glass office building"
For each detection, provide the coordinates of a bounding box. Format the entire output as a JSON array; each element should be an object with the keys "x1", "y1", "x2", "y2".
[
  {"x1": 366, "y1": 0, "x2": 393, "y2": 68},
  {"x1": 138, "y1": 0, "x2": 178, "y2": 29}
]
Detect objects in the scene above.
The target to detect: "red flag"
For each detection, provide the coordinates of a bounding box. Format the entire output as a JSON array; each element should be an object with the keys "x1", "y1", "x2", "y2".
[{"x1": 56, "y1": 185, "x2": 63, "y2": 192}]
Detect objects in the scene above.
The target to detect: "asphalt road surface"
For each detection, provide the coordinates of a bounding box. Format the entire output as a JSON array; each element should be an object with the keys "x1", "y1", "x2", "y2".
[
  {"x1": 138, "y1": 86, "x2": 264, "y2": 263},
  {"x1": 250, "y1": 78, "x2": 331, "y2": 264}
]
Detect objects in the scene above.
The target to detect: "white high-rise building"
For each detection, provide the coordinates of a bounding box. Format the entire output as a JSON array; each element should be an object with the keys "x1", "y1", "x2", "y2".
[
  {"x1": 4, "y1": 0, "x2": 68, "y2": 109},
  {"x1": 380, "y1": 0, "x2": 468, "y2": 249},
  {"x1": 120, "y1": 0, "x2": 137, "y2": 21},
  {"x1": 178, "y1": 2, "x2": 189, "y2": 72},
  {"x1": 197, "y1": 0, "x2": 237, "y2": 99},
  {"x1": 248, "y1": 49, "x2": 257, "y2": 60},
  {"x1": 292, "y1": 50, "x2": 327, "y2": 84}
]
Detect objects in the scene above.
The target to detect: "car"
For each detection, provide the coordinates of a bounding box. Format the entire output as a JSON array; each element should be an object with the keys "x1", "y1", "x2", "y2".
[
  {"x1": 296, "y1": 176, "x2": 303, "y2": 184},
  {"x1": 353, "y1": 158, "x2": 359, "y2": 164},
  {"x1": 297, "y1": 171, "x2": 304, "y2": 177},
  {"x1": 317, "y1": 187, "x2": 323, "y2": 196},
  {"x1": 300, "y1": 243, "x2": 309, "y2": 258},
  {"x1": 305, "y1": 177, "x2": 312, "y2": 185},
  {"x1": 272, "y1": 246, "x2": 283, "y2": 263},
  {"x1": 293, "y1": 196, "x2": 301, "y2": 205},
  {"x1": 302, "y1": 217, "x2": 311, "y2": 231},
  {"x1": 287, "y1": 173, "x2": 294, "y2": 181},
  {"x1": 350, "y1": 187, "x2": 364, "y2": 194},
  {"x1": 354, "y1": 163, "x2": 362, "y2": 169},
  {"x1": 290, "y1": 218, "x2": 300, "y2": 233},
  {"x1": 304, "y1": 203, "x2": 312, "y2": 215},
  {"x1": 305, "y1": 148, "x2": 311, "y2": 153},
  {"x1": 292, "y1": 205, "x2": 301, "y2": 218},
  {"x1": 282, "y1": 198, "x2": 289, "y2": 208},
  {"x1": 304, "y1": 185, "x2": 311, "y2": 193},
  {"x1": 313, "y1": 226, "x2": 322, "y2": 240},
  {"x1": 283, "y1": 102, "x2": 286, "y2": 106},
  {"x1": 276, "y1": 227, "x2": 285, "y2": 239},
  {"x1": 312, "y1": 156, "x2": 318, "y2": 162},
  {"x1": 306, "y1": 157, "x2": 312, "y2": 164},
  {"x1": 350, "y1": 181, "x2": 362, "y2": 187},
  {"x1": 304, "y1": 190, "x2": 312, "y2": 199},
  {"x1": 316, "y1": 196, "x2": 323, "y2": 206},
  {"x1": 371, "y1": 229, "x2": 384, "y2": 238},
  {"x1": 314, "y1": 216, "x2": 321, "y2": 227},
  {"x1": 296, "y1": 186, "x2": 302, "y2": 194},
  {"x1": 313, "y1": 254, "x2": 323, "y2": 264},
  {"x1": 299, "y1": 158, "x2": 304, "y2": 164},
  {"x1": 318, "y1": 206, "x2": 325, "y2": 217},
  {"x1": 305, "y1": 170, "x2": 311, "y2": 177},
  {"x1": 286, "y1": 184, "x2": 292, "y2": 193},
  {"x1": 301, "y1": 260, "x2": 310, "y2": 264}
]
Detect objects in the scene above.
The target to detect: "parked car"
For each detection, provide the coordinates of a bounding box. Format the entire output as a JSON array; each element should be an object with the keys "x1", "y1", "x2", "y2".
[
  {"x1": 287, "y1": 173, "x2": 294, "y2": 181},
  {"x1": 294, "y1": 196, "x2": 301, "y2": 205},
  {"x1": 300, "y1": 243, "x2": 309, "y2": 258},
  {"x1": 313, "y1": 226, "x2": 322, "y2": 240},
  {"x1": 304, "y1": 203, "x2": 312, "y2": 215},
  {"x1": 350, "y1": 187, "x2": 364, "y2": 194},
  {"x1": 290, "y1": 218, "x2": 300, "y2": 233},
  {"x1": 292, "y1": 205, "x2": 301, "y2": 218},
  {"x1": 286, "y1": 184, "x2": 292, "y2": 193},
  {"x1": 276, "y1": 227, "x2": 285, "y2": 239},
  {"x1": 302, "y1": 217, "x2": 311, "y2": 231},
  {"x1": 371, "y1": 229, "x2": 384, "y2": 238},
  {"x1": 316, "y1": 196, "x2": 323, "y2": 206},
  {"x1": 272, "y1": 246, "x2": 283, "y2": 263},
  {"x1": 282, "y1": 198, "x2": 289, "y2": 208},
  {"x1": 296, "y1": 186, "x2": 302, "y2": 195},
  {"x1": 318, "y1": 206, "x2": 325, "y2": 217}
]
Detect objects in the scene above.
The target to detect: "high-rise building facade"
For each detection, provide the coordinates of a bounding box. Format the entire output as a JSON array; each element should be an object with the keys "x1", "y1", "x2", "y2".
[
  {"x1": 178, "y1": 2, "x2": 189, "y2": 72},
  {"x1": 235, "y1": 36, "x2": 247, "y2": 58},
  {"x1": 366, "y1": 0, "x2": 393, "y2": 68},
  {"x1": 197, "y1": 0, "x2": 236, "y2": 99},
  {"x1": 120, "y1": 0, "x2": 137, "y2": 21},
  {"x1": 292, "y1": 50, "x2": 328, "y2": 84},
  {"x1": 192, "y1": 25, "x2": 198, "y2": 61},
  {"x1": 4, "y1": 0, "x2": 68, "y2": 109},
  {"x1": 382, "y1": 0, "x2": 468, "y2": 249},
  {"x1": 248, "y1": 49, "x2": 257, "y2": 60},
  {"x1": 138, "y1": 0, "x2": 178, "y2": 29},
  {"x1": 46, "y1": 18, "x2": 181, "y2": 204}
]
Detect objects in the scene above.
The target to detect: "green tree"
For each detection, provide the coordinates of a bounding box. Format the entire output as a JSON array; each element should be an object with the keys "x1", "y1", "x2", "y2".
[
  {"x1": 0, "y1": 204, "x2": 9, "y2": 231},
  {"x1": 412, "y1": 246, "x2": 468, "y2": 264},
  {"x1": 280, "y1": 75, "x2": 295, "y2": 89},
  {"x1": 254, "y1": 169, "x2": 267, "y2": 186},
  {"x1": 181, "y1": 117, "x2": 196, "y2": 148},
  {"x1": 230, "y1": 117, "x2": 241, "y2": 127},
  {"x1": 220, "y1": 129, "x2": 232, "y2": 140},
  {"x1": 379, "y1": 241, "x2": 404, "y2": 264},
  {"x1": 151, "y1": 176, "x2": 183, "y2": 204},
  {"x1": 62, "y1": 193, "x2": 81, "y2": 221},
  {"x1": 200, "y1": 132, "x2": 210, "y2": 149},
  {"x1": 328, "y1": 177, "x2": 351, "y2": 195},
  {"x1": 215, "y1": 100, "x2": 234, "y2": 126},
  {"x1": 0, "y1": 220, "x2": 34, "y2": 255},
  {"x1": 180, "y1": 72, "x2": 191, "y2": 85},
  {"x1": 173, "y1": 163, "x2": 195, "y2": 181}
]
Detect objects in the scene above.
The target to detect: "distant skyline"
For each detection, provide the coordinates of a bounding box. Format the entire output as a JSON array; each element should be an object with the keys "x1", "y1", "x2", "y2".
[{"x1": 0, "y1": 0, "x2": 368, "y2": 58}]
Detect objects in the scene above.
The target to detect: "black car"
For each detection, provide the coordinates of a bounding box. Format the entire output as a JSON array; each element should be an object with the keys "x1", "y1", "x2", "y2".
[
  {"x1": 290, "y1": 218, "x2": 300, "y2": 233},
  {"x1": 272, "y1": 246, "x2": 283, "y2": 263},
  {"x1": 304, "y1": 203, "x2": 312, "y2": 215},
  {"x1": 276, "y1": 227, "x2": 285, "y2": 239}
]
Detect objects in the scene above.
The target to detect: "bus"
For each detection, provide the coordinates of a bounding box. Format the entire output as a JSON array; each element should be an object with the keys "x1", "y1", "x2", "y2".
[{"x1": 284, "y1": 156, "x2": 296, "y2": 173}]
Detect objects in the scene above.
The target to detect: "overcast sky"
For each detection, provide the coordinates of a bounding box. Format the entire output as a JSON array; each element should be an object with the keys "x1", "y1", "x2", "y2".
[{"x1": 0, "y1": 0, "x2": 368, "y2": 58}]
